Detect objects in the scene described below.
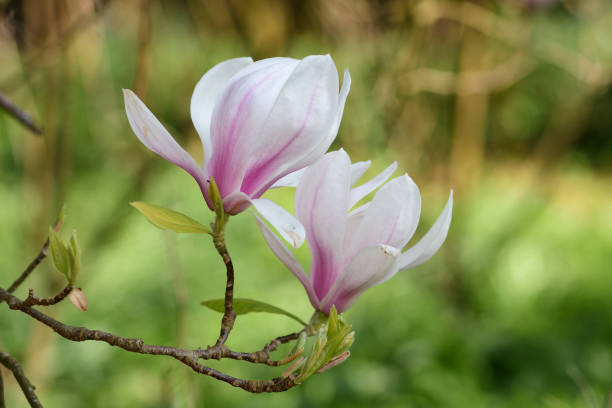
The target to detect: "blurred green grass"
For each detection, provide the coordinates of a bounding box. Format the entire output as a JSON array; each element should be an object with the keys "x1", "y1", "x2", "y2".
[{"x1": 2, "y1": 0, "x2": 612, "y2": 407}]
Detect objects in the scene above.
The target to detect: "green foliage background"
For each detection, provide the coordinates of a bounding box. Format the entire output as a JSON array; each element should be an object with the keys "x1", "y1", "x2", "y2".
[{"x1": 1, "y1": 0, "x2": 612, "y2": 406}]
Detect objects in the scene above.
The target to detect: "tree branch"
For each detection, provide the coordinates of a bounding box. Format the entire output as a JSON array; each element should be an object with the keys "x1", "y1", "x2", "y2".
[
  {"x1": 212, "y1": 230, "x2": 236, "y2": 347},
  {"x1": 0, "y1": 92, "x2": 42, "y2": 134},
  {"x1": 11, "y1": 286, "x2": 72, "y2": 309},
  {"x1": 0, "y1": 287, "x2": 297, "y2": 393},
  {"x1": 4, "y1": 218, "x2": 63, "y2": 297},
  {"x1": 0, "y1": 351, "x2": 43, "y2": 408}
]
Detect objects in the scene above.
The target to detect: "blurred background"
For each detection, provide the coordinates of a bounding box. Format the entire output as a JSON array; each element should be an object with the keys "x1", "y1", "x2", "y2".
[{"x1": 1, "y1": 0, "x2": 612, "y2": 406}]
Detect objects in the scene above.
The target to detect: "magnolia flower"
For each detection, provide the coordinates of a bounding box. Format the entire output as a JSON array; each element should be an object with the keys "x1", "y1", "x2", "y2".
[
  {"x1": 123, "y1": 55, "x2": 351, "y2": 226},
  {"x1": 255, "y1": 150, "x2": 453, "y2": 314}
]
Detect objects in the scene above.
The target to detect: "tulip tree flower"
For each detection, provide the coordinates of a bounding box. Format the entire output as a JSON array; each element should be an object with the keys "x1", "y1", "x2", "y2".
[
  {"x1": 124, "y1": 55, "x2": 350, "y2": 241},
  {"x1": 255, "y1": 150, "x2": 453, "y2": 314}
]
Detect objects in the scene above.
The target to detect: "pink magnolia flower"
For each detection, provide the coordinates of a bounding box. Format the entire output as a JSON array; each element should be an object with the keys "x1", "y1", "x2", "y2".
[
  {"x1": 255, "y1": 150, "x2": 453, "y2": 314},
  {"x1": 123, "y1": 55, "x2": 350, "y2": 228}
]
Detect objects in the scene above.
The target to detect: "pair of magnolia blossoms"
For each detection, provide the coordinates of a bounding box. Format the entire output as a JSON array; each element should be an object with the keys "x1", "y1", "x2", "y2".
[{"x1": 123, "y1": 55, "x2": 453, "y2": 315}]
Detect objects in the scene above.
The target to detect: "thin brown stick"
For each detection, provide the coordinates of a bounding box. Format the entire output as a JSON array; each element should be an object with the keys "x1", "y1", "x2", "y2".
[
  {"x1": 0, "y1": 92, "x2": 42, "y2": 134},
  {"x1": 5, "y1": 219, "x2": 63, "y2": 296},
  {"x1": 0, "y1": 287, "x2": 297, "y2": 393},
  {"x1": 0, "y1": 351, "x2": 43, "y2": 408},
  {"x1": 11, "y1": 286, "x2": 72, "y2": 309},
  {"x1": 212, "y1": 231, "x2": 236, "y2": 346}
]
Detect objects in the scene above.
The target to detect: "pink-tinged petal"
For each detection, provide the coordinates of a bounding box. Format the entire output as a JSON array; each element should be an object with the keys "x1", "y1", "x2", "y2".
[
  {"x1": 191, "y1": 57, "x2": 253, "y2": 166},
  {"x1": 222, "y1": 191, "x2": 251, "y2": 215},
  {"x1": 295, "y1": 150, "x2": 351, "y2": 301},
  {"x1": 240, "y1": 55, "x2": 340, "y2": 198},
  {"x1": 320, "y1": 244, "x2": 401, "y2": 313},
  {"x1": 250, "y1": 198, "x2": 305, "y2": 248},
  {"x1": 342, "y1": 206, "x2": 368, "y2": 253},
  {"x1": 348, "y1": 161, "x2": 397, "y2": 209},
  {"x1": 350, "y1": 160, "x2": 371, "y2": 186},
  {"x1": 398, "y1": 190, "x2": 453, "y2": 271},
  {"x1": 253, "y1": 214, "x2": 319, "y2": 309},
  {"x1": 344, "y1": 174, "x2": 421, "y2": 262},
  {"x1": 270, "y1": 168, "x2": 306, "y2": 189},
  {"x1": 271, "y1": 160, "x2": 371, "y2": 189},
  {"x1": 207, "y1": 58, "x2": 300, "y2": 196},
  {"x1": 123, "y1": 89, "x2": 207, "y2": 193},
  {"x1": 268, "y1": 68, "x2": 352, "y2": 186}
]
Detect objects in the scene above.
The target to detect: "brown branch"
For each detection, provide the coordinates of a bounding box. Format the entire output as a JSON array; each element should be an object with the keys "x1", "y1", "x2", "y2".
[
  {"x1": 0, "y1": 351, "x2": 43, "y2": 408},
  {"x1": 225, "y1": 332, "x2": 303, "y2": 366},
  {"x1": 0, "y1": 92, "x2": 42, "y2": 134},
  {"x1": 4, "y1": 218, "x2": 63, "y2": 297},
  {"x1": 11, "y1": 286, "x2": 72, "y2": 309},
  {"x1": 0, "y1": 287, "x2": 297, "y2": 393},
  {"x1": 212, "y1": 231, "x2": 236, "y2": 346}
]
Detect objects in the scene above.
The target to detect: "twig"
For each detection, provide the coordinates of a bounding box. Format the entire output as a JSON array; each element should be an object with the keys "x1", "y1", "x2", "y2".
[
  {"x1": 0, "y1": 351, "x2": 43, "y2": 408},
  {"x1": 225, "y1": 332, "x2": 303, "y2": 366},
  {"x1": 4, "y1": 218, "x2": 63, "y2": 296},
  {"x1": 11, "y1": 286, "x2": 72, "y2": 309},
  {"x1": 0, "y1": 92, "x2": 42, "y2": 134},
  {"x1": 212, "y1": 230, "x2": 236, "y2": 347},
  {"x1": 0, "y1": 286, "x2": 297, "y2": 393}
]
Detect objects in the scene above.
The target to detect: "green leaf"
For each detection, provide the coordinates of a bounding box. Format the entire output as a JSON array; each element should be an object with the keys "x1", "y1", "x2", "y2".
[
  {"x1": 68, "y1": 230, "x2": 81, "y2": 284},
  {"x1": 131, "y1": 202, "x2": 211, "y2": 234},
  {"x1": 49, "y1": 227, "x2": 71, "y2": 282},
  {"x1": 200, "y1": 298, "x2": 307, "y2": 326}
]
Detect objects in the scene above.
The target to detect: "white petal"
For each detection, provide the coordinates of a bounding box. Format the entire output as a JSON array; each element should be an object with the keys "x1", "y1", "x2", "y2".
[
  {"x1": 350, "y1": 160, "x2": 371, "y2": 186},
  {"x1": 206, "y1": 58, "x2": 300, "y2": 196},
  {"x1": 320, "y1": 244, "x2": 400, "y2": 313},
  {"x1": 398, "y1": 190, "x2": 453, "y2": 271},
  {"x1": 345, "y1": 174, "x2": 421, "y2": 261},
  {"x1": 295, "y1": 149, "x2": 351, "y2": 300},
  {"x1": 191, "y1": 57, "x2": 253, "y2": 166},
  {"x1": 348, "y1": 161, "x2": 397, "y2": 209},
  {"x1": 250, "y1": 198, "x2": 305, "y2": 248},
  {"x1": 278, "y1": 68, "x2": 352, "y2": 176},
  {"x1": 123, "y1": 89, "x2": 207, "y2": 189},
  {"x1": 271, "y1": 159, "x2": 371, "y2": 189},
  {"x1": 270, "y1": 167, "x2": 306, "y2": 188},
  {"x1": 253, "y1": 214, "x2": 319, "y2": 309},
  {"x1": 239, "y1": 55, "x2": 340, "y2": 198}
]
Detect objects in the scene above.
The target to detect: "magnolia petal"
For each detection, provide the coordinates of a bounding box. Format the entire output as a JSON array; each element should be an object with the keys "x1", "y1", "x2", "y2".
[
  {"x1": 278, "y1": 69, "x2": 352, "y2": 179},
  {"x1": 221, "y1": 191, "x2": 252, "y2": 215},
  {"x1": 271, "y1": 160, "x2": 371, "y2": 189},
  {"x1": 398, "y1": 190, "x2": 453, "y2": 271},
  {"x1": 350, "y1": 160, "x2": 371, "y2": 186},
  {"x1": 295, "y1": 150, "x2": 351, "y2": 300},
  {"x1": 250, "y1": 198, "x2": 305, "y2": 248},
  {"x1": 253, "y1": 214, "x2": 319, "y2": 309},
  {"x1": 123, "y1": 89, "x2": 207, "y2": 191},
  {"x1": 320, "y1": 244, "x2": 401, "y2": 313},
  {"x1": 270, "y1": 168, "x2": 306, "y2": 188},
  {"x1": 191, "y1": 57, "x2": 253, "y2": 166},
  {"x1": 344, "y1": 175, "x2": 420, "y2": 265},
  {"x1": 240, "y1": 55, "x2": 339, "y2": 198},
  {"x1": 348, "y1": 161, "x2": 397, "y2": 209},
  {"x1": 207, "y1": 58, "x2": 300, "y2": 196}
]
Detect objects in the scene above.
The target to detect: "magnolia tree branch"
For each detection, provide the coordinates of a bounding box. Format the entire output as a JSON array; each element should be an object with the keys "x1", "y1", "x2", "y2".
[
  {"x1": 4, "y1": 218, "x2": 63, "y2": 297},
  {"x1": 0, "y1": 351, "x2": 43, "y2": 408},
  {"x1": 212, "y1": 230, "x2": 236, "y2": 347},
  {"x1": 0, "y1": 92, "x2": 42, "y2": 135},
  {"x1": 0, "y1": 286, "x2": 299, "y2": 393}
]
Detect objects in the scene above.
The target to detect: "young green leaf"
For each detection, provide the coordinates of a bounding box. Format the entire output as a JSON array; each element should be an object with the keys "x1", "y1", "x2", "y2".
[
  {"x1": 68, "y1": 230, "x2": 81, "y2": 284},
  {"x1": 130, "y1": 202, "x2": 211, "y2": 234},
  {"x1": 200, "y1": 298, "x2": 307, "y2": 326},
  {"x1": 48, "y1": 227, "x2": 71, "y2": 282}
]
